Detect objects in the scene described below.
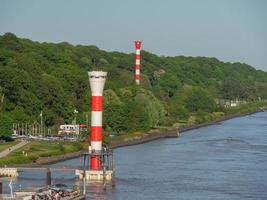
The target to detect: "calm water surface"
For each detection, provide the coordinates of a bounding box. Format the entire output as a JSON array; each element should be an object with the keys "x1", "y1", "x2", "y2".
[{"x1": 1, "y1": 112, "x2": 267, "y2": 199}]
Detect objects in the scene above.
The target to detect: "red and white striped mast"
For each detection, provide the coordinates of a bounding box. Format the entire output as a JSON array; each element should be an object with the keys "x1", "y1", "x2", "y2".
[
  {"x1": 135, "y1": 41, "x2": 142, "y2": 85},
  {"x1": 88, "y1": 71, "x2": 107, "y2": 170}
]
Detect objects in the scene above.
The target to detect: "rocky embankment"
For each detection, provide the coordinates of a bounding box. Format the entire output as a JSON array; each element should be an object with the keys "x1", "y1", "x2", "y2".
[
  {"x1": 35, "y1": 150, "x2": 86, "y2": 165},
  {"x1": 108, "y1": 129, "x2": 178, "y2": 149}
]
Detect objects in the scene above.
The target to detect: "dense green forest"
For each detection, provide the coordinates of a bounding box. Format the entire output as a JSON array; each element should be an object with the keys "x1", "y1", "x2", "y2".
[{"x1": 1, "y1": 33, "x2": 267, "y2": 136}]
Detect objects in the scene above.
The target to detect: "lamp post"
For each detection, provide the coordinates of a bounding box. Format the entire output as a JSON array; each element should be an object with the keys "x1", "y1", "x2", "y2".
[
  {"x1": 74, "y1": 109, "x2": 79, "y2": 136},
  {"x1": 40, "y1": 111, "x2": 43, "y2": 136},
  {"x1": 74, "y1": 109, "x2": 78, "y2": 124},
  {"x1": 86, "y1": 113, "x2": 89, "y2": 130}
]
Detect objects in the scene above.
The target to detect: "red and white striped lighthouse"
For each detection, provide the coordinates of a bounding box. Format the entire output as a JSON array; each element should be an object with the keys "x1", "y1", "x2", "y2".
[
  {"x1": 135, "y1": 41, "x2": 142, "y2": 85},
  {"x1": 88, "y1": 71, "x2": 107, "y2": 170}
]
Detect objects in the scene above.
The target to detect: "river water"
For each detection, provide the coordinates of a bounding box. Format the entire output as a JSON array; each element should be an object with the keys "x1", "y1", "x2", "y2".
[{"x1": 1, "y1": 112, "x2": 267, "y2": 199}]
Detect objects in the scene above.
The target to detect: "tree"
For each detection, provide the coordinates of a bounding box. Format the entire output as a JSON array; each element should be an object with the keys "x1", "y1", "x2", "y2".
[
  {"x1": 0, "y1": 113, "x2": 13, "y2": 137},
  {"x1": 0, "y1": 86, "x2": 4, "y2": 111},
  {"x1": 124, "y1": 100, "x2": 151, "y2": 131},
  {"x1": 186, "y1": 87, "x2": 216, "y2": 112},
  {"x1": 157, "y1": 73, "x2": 181, "y2": 98},
  {"x1": 220, "y1": 79, "x2": 245, "y2": 100},
  {"x1": 37, "y1": 74, "x2": 73, "y2": 124},
  {"x1": 124, "y1": 89, "x2": 167, "y2": 131},
  {"x1": 103, "y1": 90, "x2": 127, "y2": 132}
]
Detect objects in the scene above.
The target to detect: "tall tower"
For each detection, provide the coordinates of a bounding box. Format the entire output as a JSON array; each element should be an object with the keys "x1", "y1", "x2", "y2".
[
  {"x1": 135, "y1": 41, "x2": 142, "y2": 85},
  {"x1": 88, "y1": 71, "x2": 107, "y2": 170}
]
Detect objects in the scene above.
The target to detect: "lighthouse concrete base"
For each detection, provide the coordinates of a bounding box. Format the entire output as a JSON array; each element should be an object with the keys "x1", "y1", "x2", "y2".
[{"x1": 75, "y1": 169, "x2": 114, "y2": 181}]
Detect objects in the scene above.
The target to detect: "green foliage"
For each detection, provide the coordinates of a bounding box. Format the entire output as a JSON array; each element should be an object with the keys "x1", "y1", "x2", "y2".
[
  {"x1": 104, "y1": 88, "x2": 167, "y2": 132},
  {"x1": 171, "y1": 106, "x2": 189, "y2": 121},
  {"x1": 0, "y1": 86, "x2": 4, "y2": 111},
  {"x1": 0, "y1": 113, "x2": 13, "y2": 136},
  {"x1": 186, "y1": 87, "x2": 217, "y2": 112},
  {"x1": 103, "y1": 89, "x2": 127, "y2": 132},
  {"x1": 133, "y1": 89, "x2": 166, "y2": 128},
  {"x1": 155, "y1": 73, "x2": 182, "y2": 98},
  {"x1": 124, "y1": 99, "x2": 151, "y2": 131},
  {"x1": 0, "y1": 141, "x2": 84, "y2": 165},
  {"x1": 223, "y1": 101, "x2": 267, "y2": 115},
  {"x1": 220, "y1": 79, "x2": 245, "y2": 100},
  {"x1": 0, "y1": 33, "x2": 267, "y2": 136},
  {"x1": 59, "y1": 143, "x2": 65, "y2": 153}
]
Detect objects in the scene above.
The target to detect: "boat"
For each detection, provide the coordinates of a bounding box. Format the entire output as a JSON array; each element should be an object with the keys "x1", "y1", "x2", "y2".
[
  {"x1": 3, "y1": 183, "x2": 86, "y2": 200},
  {"x1": 14, "y1": 188, "x2": 86, "y2": 200}
]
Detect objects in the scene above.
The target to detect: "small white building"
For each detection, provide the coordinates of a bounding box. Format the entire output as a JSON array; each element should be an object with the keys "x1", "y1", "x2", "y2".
[
  {"x1": 58, "y1": 124, "x2": 79, "y2": 136},
  {"x1": 216, "y1": 99, "x2": 247, "y2": 108},
  {"x1": 230, "y1": 100, "x2": 238, "y2": 107}
]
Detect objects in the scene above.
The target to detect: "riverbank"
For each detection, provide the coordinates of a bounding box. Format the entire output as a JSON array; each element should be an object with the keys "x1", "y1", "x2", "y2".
[
  {"x1": 28, "y1": 106, "x2": 267, "y2": 165},
  {"x1": 108, "y1": 107, "x2": 267, "y2": 149},
  {"x1": 179, "y1": 109, "x2": 266, "y2": 132},
  {"x1": 2, "y1": 104, "x2": 266, "y2": 166},
  {"x1": 108, "y1": 128, "x2": 178, "y2": 149},
  {"x1": 0, "y1": 140, "x2": 28, "y2": 158},
  {"x1": 0, "y1": 141, "x2": 84, "y2": 166}
]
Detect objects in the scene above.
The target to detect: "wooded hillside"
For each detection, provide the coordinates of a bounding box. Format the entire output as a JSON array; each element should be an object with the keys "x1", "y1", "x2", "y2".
[{"x1": 1, "y1": 33, "x2": 267, "y2": 136}]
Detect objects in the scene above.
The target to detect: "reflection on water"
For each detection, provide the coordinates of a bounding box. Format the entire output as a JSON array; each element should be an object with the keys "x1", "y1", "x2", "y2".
[{"x1": 1, "y1": 112, "x2": 267, "y2": 199}]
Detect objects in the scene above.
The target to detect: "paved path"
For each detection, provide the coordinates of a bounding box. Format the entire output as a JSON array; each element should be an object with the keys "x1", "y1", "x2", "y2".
[{"x1": 0, "y1": 140, "x2": 28, "y2": 158}]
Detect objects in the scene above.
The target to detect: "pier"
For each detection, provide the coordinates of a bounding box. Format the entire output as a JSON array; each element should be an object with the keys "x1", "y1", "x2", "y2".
[
  {"x1": 0, "y1": 166, "x2": 79, "y2": 178},
  {"x1": 75, "y1": 147, "x2": 115, "y2": 183}
]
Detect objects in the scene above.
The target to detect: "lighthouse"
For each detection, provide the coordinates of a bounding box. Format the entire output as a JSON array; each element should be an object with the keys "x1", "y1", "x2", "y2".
[
  {"x1": 76, "y1": 71, "x2": 114, "y2": 183},
  {"x1": 135, "y1": 41, "x2": 142, "y2": 85},
  {"x1": 88, "y1": 71, "x2": 107, "y2": 170}
]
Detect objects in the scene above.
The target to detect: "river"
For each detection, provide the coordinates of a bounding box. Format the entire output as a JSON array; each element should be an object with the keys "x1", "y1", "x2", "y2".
[{"x1": 1, "y1": 111, "x2": 267, "y2": 199}]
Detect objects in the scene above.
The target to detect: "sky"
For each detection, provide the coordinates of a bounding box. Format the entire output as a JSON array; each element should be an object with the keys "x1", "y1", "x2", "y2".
[{"x1": 0, "y1": 0, "x2": 267, "y2": 71}]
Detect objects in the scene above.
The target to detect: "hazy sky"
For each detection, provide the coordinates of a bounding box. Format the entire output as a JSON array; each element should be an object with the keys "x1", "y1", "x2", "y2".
[{"x1": 0, "y1": 0, "x2": 267, "y2": 71}]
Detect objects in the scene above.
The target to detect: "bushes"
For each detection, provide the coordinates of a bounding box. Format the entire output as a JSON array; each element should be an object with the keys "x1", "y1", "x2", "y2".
[
  {"x1": 102, "y1": 88, "x2": 167, "y2": 133},
  {"x1": 186, "y1": 87, "x2": 217, "y2": 113},
  {"x1": 224, "y1": 101, "x2": 267, "y2": 115},
  {"x1": 122, "y1": 88, "x2": 167, "y2": 131},
  {"x1": 0, "y1": 113, "x2": 13, "y2": 137},
  {"x1": 195, "y1": 110, "x2": 216, "y2": 124},
  {"x1": 0, "y1": 135, "x2": 14, "y2": 142},
  {"x1": 170, "y1": 106, "x2": 189, "y2": 121}
]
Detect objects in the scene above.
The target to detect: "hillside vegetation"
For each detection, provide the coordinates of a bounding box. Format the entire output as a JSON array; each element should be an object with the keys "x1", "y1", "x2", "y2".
[{"x1": 1, "y1": 33, "x2": 267, "y2": 136}]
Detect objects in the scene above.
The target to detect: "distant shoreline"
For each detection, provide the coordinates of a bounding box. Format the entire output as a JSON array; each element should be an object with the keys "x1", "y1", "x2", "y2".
[
  {"x1": 28, "y1": 108, "x2": 265, "y2": 166},
  {"x1": 109, "y1": 108, "x2": 266, "y2": 149}
]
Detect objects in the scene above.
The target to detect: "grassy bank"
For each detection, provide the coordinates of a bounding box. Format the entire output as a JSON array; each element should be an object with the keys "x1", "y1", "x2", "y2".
[
  {"x1": 175, "y1": 100, "x2": 267, "y2": 128},
  {"x1": 224, "y1": 101, "x2": 267, "y2": 115},
  {"x1": 0, "y1": 140, "x2": 84, "y2": 165},
  {"x1": 0, "y1": 140, "x2": 19, "y2": 152}
]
